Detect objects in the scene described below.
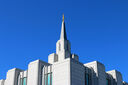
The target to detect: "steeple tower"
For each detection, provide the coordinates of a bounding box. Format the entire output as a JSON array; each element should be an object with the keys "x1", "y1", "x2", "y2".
[
  {"x1": 56, "y1": 14, "x2": 71, "y2": 61},
  {"x1": 48, "y1": 15, "x2": 79, "y2": 64}
]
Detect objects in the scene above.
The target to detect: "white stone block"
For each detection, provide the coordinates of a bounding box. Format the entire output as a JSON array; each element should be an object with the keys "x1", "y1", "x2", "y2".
[
  {"x1": 84, "y1": 61, "x2": 106, "y2": 85},
  {"x1": 107, "y1": 70, "x2": 123, "y2": 85},
  {"x1": 4, "y1": 68, "x2": 22, "y2": 85}
]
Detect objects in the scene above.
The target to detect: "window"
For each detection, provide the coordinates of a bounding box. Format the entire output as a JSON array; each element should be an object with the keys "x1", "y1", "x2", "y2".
[
  {"x1": 44, "y1": 73, "x2": 52, "y2": 85},
  {"x1": 20, "y1": 77, "x2": 27, "y2": 85},
  {"x1": 41, "y1": 66, "x2": 52, "y2": 85},
  {"x1": 54, "y1": 55, "x2": 58, "y2": 62},
  {"x1": 106, "y1": 79, "x2": 111, "y2": 85},
  {"x1": 23, "y1": 78, "x2": 27, "y2": 85},
  {"x1": 85, "y1": 73, "x2": 91, "y2": 85},
  {"x1": 59, "y1": 43, "x2": 61, "y2": 51},
  {"x1": 48, "y1": 74, "x2": 50, "y2": 85}
]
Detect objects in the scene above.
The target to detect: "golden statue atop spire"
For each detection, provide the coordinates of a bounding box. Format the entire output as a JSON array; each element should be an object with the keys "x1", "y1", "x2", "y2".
[{"x1": 62, "y1": 14, "x2": 64, "y2": 22}]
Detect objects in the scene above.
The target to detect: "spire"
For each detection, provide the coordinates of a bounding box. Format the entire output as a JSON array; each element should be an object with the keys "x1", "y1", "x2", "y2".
[
  {"x1": 56, "y1": 14, "x2": 71, "y2": 60},
  {"x1": 60, "y1": 14, "x2": 67, "y2": 40}
]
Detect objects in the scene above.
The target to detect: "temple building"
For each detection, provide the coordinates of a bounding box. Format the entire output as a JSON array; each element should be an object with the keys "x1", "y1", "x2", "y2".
[{"x1": 0, "y1": 15, "x2": 128, "y2": 85}]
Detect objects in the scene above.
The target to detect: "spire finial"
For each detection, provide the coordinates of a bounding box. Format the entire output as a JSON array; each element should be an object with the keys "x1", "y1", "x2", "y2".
[
  {"x1": 60, "y1": 14, "x2": 67, "y2": 40},
  {"x1": 62, "y1": 14, "x2": 64, "y2": 22}
]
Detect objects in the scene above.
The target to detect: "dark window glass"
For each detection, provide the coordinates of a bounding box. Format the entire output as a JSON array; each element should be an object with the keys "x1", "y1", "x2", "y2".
[
  {"x1": 44, "y1": 73, "x2": 52, "y2": 85},
  {"x1": 54, "y1": 55, "x2": 58, "y2": 62},
  {"x1": 85, "y1": 73, "x2": 91, "y2": 85},
  {"x1": 20, "y1": 77, "x2": 27, "y2": 85},
  {"x1": 48, "y1": 74, "x2": 50, "y2": 85},
  {"x1": 106, "y1": 79, "x2": 111, "y2": 85},
  {"x1": 23, "y1": 78, "x2": 27, "y2": 85}
]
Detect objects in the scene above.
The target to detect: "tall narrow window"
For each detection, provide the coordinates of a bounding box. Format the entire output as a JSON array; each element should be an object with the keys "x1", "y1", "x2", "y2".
[
  {"x1": 59, "y1": 43, "x2": 61, "y2": 51},
  {"x1": 106, "y1": 79, "x2": 111, "y2": 85},
  {"x1": 85, "y1": 73, "x2": 91, "y2": 85},
  {"x1": 23, "y1": 78, "x2": 27, "y2": 85},
  {"x1": 45, "y1": 74, "x2": 47, "y2": 85},
  {"x1": 50, "y1": 73, "x2": 52, "y2": 85},
  {"x1": 20, "y1": 77, "x2": 27, "y2": 85},
  {"x1": 44, "y1": 73, "x2": 52, "y2": 85},
  {"x1": 54, "y1": 55, "x2": 58, "y2": 62},
  {"x1": 48, "y1": 74, "x2": 50, "y2": 85}
]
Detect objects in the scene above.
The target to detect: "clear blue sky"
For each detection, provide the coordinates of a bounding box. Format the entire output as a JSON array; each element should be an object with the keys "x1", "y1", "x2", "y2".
[{"x1": 0, "y1": 0, "x2": 128, "y2": 82}]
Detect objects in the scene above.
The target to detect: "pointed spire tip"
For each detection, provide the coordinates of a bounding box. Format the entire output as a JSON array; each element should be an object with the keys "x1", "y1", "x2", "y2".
[
  {"x1": 62, "y1": 14, "x2": 64, "y2": 22},
  {"x1": 60, "y1": 14, "x2": 67, "y2": 40}
]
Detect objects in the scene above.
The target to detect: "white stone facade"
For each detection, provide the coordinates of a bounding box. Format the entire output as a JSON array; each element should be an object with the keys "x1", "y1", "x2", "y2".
[{"x1": 0, "y1": 15, "x2": 127, "y2": 85}]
